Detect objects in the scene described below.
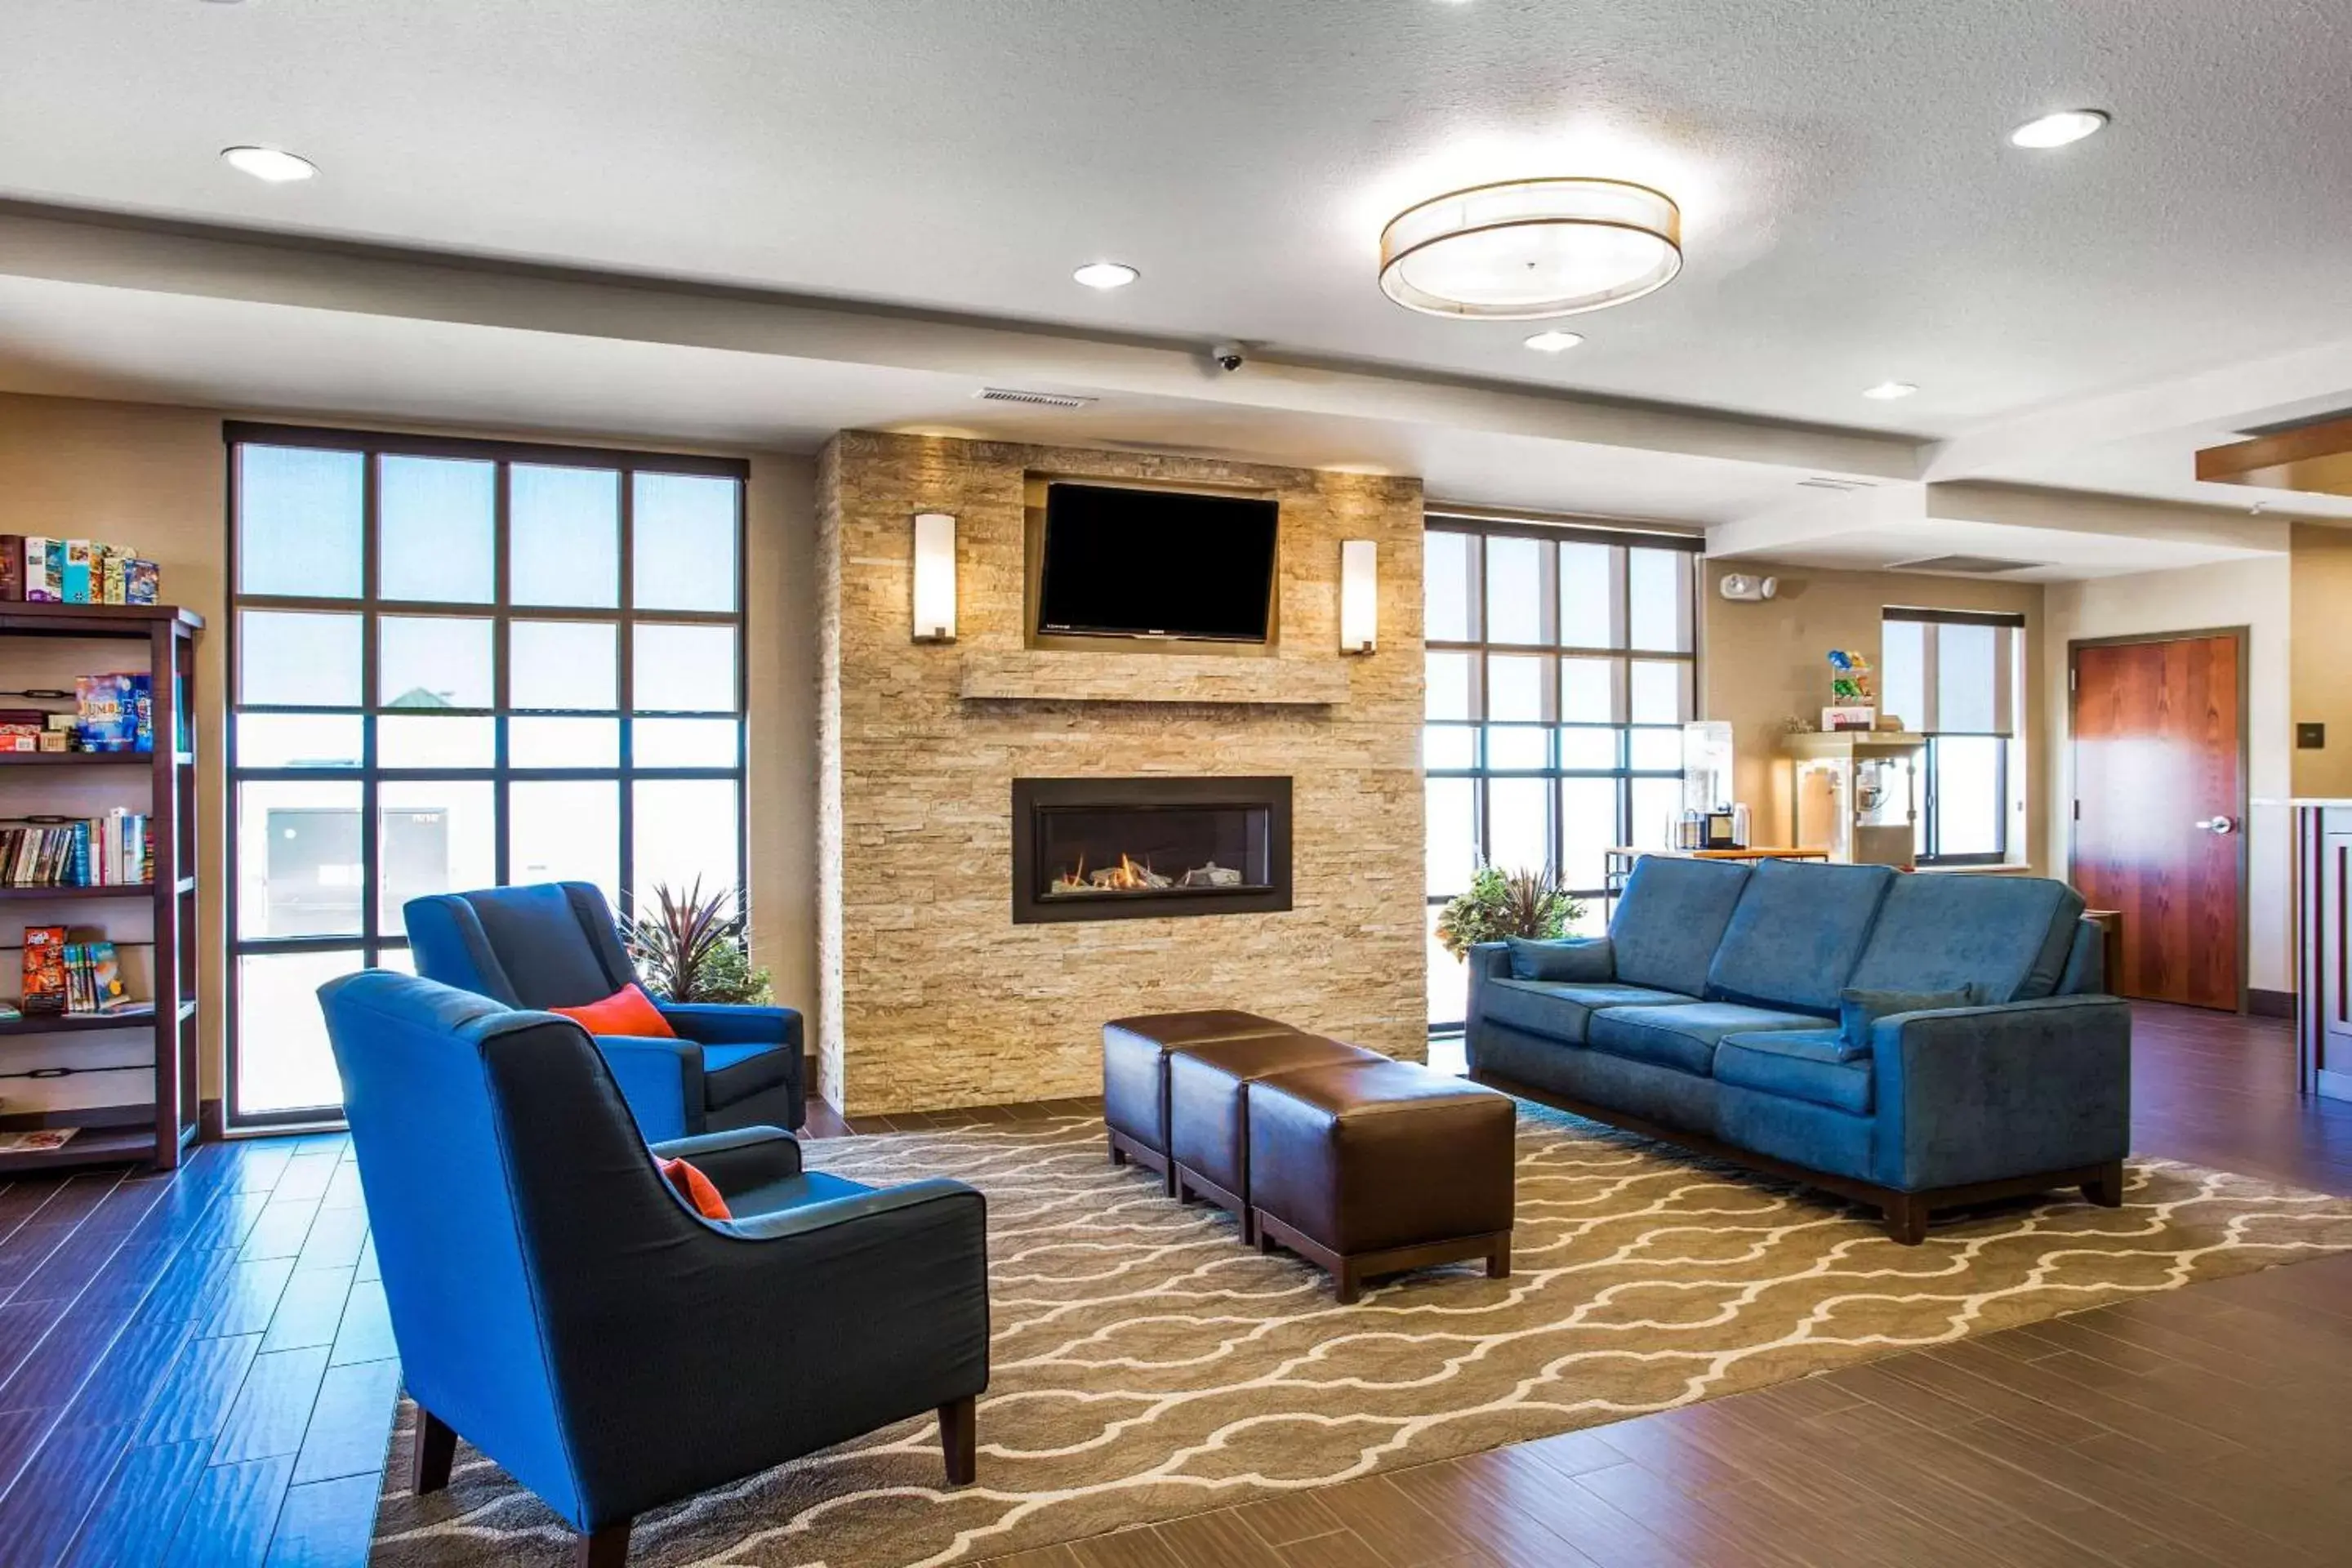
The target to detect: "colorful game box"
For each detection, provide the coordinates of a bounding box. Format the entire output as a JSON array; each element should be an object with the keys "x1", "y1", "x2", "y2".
[{"x1": 21, "y1": 925, "x2": 68, "y2": 1015}]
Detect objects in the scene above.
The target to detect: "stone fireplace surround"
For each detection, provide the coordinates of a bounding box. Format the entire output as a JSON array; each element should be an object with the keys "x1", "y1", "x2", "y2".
[{"x1": 817, "y1": 432, "x2": 1425, "y2": 1115}]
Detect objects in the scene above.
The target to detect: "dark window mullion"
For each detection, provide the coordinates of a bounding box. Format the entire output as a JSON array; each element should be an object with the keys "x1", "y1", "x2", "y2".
[{"x1": 617, "y1": 468, "x2": 637, "y2": 921}]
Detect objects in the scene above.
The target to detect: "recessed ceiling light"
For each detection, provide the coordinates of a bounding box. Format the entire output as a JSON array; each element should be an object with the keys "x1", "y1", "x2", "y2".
[
  {"x1": 1524, "y1": 330, "x2": 1584, "y2": 353},
  {"x1": 220, "y1": 145, "x2": 317, "y2": 183},
  {"x1": 2009, "y1": 109, "x2": 2109, "y2": 149},
  {"x1": 1071, "y1": 261, "x2": 1139, "y2": 290},
  {"x1": 1862, "y1": 381, "x2": 1918, "y2": 400}
]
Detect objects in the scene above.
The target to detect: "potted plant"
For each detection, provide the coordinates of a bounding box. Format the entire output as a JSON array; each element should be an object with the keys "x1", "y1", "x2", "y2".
[
  {"x1": 1434, "y1": 862, "x2": 1587, "y2": 961},
  {"x1": 628, "y1": 878, "x2": 775, "y2": 1005}
]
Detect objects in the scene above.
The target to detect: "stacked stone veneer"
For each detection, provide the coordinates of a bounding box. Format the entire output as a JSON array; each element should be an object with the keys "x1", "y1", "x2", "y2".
[{"x1": 817, "y1": 431, "x2": 1426, "y2": 1114}]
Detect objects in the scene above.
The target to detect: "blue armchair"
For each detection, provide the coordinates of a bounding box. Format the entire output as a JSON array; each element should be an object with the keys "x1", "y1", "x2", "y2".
[
  {"x1": 317, "y1": 970, "x2": 989, "y2": 1566},
  {"x1": 403, "y1": 882, "x2": 804, "y2": 1138}
]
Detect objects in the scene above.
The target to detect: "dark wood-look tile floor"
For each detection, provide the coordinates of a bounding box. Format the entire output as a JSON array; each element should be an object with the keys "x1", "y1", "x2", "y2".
[
  {"x1": 0, "y1": 1131, "x2": 390, "y2": 1567},
  {"x1": 2, "y1": 1004, "x2": 2344, "y2": 1566}
]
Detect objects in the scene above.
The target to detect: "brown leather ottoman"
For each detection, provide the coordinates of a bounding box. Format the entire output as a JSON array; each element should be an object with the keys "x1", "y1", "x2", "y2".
[
  {"x1": 1246, "y1": 1060, "x2": 1517, "y2": 1303},
  {"x1": 1102, "y1": 1010, "x2": 1301, "y2": 1195},
  {"x1": 1168, "y1": 1033, "x2": 1382, "y2": 1240}
]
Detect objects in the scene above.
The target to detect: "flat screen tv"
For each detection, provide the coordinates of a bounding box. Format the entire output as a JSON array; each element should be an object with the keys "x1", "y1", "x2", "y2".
[{"x1": 1036, "y1": 483, "x2": 1279, "y2": 643}]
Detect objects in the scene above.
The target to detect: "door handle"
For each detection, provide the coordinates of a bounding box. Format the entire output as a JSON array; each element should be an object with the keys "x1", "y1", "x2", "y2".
[{"x1": 2194, "y1": 817, "x2": 2238, "y2": 835}]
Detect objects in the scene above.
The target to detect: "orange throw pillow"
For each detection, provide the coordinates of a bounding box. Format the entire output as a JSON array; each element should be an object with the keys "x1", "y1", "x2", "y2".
[
  {"x1": 657, "y1": 1156, "x2": 732, "y2": 1221},
  {"x1": 549, "y1": 982, "x2": 676, "y2": 1038}
]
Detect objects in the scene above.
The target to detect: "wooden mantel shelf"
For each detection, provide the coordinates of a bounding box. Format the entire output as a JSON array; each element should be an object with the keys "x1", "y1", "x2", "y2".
[{"x1": 958, "y1": 650, "x2": 1352, "y2": 706}]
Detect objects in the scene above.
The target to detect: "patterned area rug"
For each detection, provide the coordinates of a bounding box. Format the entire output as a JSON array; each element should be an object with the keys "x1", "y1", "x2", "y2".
[{"x1": 372, "y1": 1107, "x2": 2352, "y2": 1567}]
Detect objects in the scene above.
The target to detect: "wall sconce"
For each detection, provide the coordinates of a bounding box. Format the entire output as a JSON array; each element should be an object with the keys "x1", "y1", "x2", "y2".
[
  {"x1": 1339, "y1": 539, "x2": 1378, "y2": 654},
  {"x1": 911, "y1": 511, "x2": 956, "y2": 643}
]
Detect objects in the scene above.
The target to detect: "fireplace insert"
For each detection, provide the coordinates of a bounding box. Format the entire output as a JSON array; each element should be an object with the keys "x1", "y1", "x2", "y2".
[{"x1": 1011, "y1": 777, "x2": 1292, "y2": 923}]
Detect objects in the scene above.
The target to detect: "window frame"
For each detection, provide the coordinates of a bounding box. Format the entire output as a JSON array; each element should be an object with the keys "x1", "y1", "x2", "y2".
[
  {"x1": 223, "y1": 421, "x2": 751, "y2": 1128},
  {"x1": 1423, "y1": 514, "x2": 1703, "y2": 1033},
  {"x1": 1882, "y1": 606, "x2": 2023, "y2": 868}
]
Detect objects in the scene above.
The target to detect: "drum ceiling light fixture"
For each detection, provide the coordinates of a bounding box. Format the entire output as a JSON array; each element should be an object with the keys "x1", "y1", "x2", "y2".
[{"x1": 1378, "y1": 177, "x2": 1682, "y2": 319}]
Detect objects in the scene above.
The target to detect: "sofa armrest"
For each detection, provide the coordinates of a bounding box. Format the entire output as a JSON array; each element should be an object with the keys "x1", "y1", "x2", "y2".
[
  {"x1": 591, "y1": 1033, "x2": 706, "y2": 1143},
  {"x1": 656, "y1": 1003, "x2": 804, "y2": 1051},
  {"x1": 649, "y1": 1125, "x2": 802, "y2": 1192},
  {"x1": 1869, "y1": 996, "x2": 2132, "y2": 1192},
  {"x1": 563, "y1": 1177, "x2": 989, "y2": 1515},
  {"x1": 1464, "y1": 941, "x2": 1512, "y2": 1029}
]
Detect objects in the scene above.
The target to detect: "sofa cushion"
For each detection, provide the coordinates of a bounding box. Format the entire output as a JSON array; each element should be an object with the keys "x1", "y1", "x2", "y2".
[
  {"x1": 1610, "y1": 858, "x2": 1752, "y2": 998},
  {"x1": 1704, "y1": 860, "x2": 1895, "y2": 1014},
  {"x1": 1845, "y1": 872, "x2": 2087, "y2": 1004},
  {"x1": 1838, "y1": 986, "x2": 1976, "y2": 1054},
  {"x1": 1588, "y1": 1001, "x2": 1827, "y2": 1077},
  {"x1": 702, "y1": 1041, "x2": 793, "y2": 1111},
  {"x1": 1481, "y1": 978, "x2": 1693, "y2": 1045},
  {"x1": 1715, "y1": 1029, "x2": 1875, "y2": 1115},
  {"x1": 1508, "y1": 935, "x2": 1615, "y2": 982}
]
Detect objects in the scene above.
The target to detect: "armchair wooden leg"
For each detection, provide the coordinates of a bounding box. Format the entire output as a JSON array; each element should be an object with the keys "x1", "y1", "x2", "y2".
[
  {"x1": 574, "y1": 1522, "x2": 630, "y2": 1568},
  {"x1": 1883, "y1": 1192, "x2": 1930, "y2": 1246},
  {"x1": 938, "y1": 1395, "x2": 977, "y2": 1487},
  {"x1": 2082, "y1": 1159, "x2": 2127, "y2": 1208},
  {"x1": 412, "y1": 1406, "x2": 457, "y2": 1496}
]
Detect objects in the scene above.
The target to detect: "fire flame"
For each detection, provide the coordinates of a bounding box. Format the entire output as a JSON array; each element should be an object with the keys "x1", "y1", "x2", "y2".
[{"x1": 1100, "y1": 853, "x2": 1152, "y2": 890}]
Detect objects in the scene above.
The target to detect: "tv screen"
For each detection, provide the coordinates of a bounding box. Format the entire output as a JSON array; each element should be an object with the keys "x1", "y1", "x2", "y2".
[{"x1": 1036, "y1": 483, "x2": 1279, "y2": 643}]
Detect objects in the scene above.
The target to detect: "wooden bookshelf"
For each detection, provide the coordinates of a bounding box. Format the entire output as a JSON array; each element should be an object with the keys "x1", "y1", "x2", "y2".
[{"x1": 0, "y1": 603, "x2": 203, "y2": 1173}]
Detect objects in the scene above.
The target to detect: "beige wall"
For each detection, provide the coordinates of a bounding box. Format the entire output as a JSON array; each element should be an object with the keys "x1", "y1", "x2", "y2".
[
  {"x1": 0, "y1": 390, "x2": 817, "y2": 1111},
  {"x1": 818, "y1": 432, "x2": 1426, "y2": 1114},
  {"x1": 1700, "y1": 560, "x2": 2047, "y2": 870},
  {"x1": 2045, "y1": 555, "x2": 2295, "y2": 993},
  {"x1": 2290, "y1": 523, "x2": 2352, "y2": 799}
]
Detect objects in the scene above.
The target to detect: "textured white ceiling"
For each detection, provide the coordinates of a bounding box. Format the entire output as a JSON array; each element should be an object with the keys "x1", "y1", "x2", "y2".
[{"x1": 4, "y1": 0, "x2": 2348, "y2": 436}]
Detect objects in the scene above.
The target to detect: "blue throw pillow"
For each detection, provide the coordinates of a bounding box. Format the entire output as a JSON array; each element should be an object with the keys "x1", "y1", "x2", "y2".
[
  {"x1": 1508, "y1": 936, "x2": 1615, "y2": 982},
  {"x1": 1839, "y1": 986, "x2": 1977, "y2": 1055}
]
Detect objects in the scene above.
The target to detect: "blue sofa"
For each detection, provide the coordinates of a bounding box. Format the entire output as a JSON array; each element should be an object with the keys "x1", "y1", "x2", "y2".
[
  {"x1": 406, "y1": 882, "x2": 804, "y2": 1140},
  {"x1": 1466, "y1": 857, "x2": 2129, "y2": 1242},
  {"x1": 318, "y1": 970, "x2": 988, "y2": 1565}
]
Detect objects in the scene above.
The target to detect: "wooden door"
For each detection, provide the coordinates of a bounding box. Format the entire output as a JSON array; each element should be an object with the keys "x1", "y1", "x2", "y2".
[{"x1": 2071, "y1": 634, "x2": 2244, "y2": 1009}]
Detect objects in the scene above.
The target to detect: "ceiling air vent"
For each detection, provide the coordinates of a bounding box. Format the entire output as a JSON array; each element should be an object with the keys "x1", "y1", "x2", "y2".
[
  {"x1": 1887, "y1": 555, "x2": 2043, "y2": 575},
  {"x1": 1797, "y1": 476, "x2": 1878, "y2": 492},
  {"x1": 976, "y1": 386, "x2": 1096, "y2": 411}
]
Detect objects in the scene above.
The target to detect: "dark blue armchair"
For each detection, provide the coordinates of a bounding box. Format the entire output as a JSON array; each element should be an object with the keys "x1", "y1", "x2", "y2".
[
  {"x1": 318, "y1": 970, "x2": 989, "y2": 1566},
  {"x1": 403, "y1": 882, "x2": 804, "y2": 1138}
]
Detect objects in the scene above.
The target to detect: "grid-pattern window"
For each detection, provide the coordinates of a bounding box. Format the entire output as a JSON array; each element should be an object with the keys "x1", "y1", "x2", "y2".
[
  {"x1": 225, "y1": 423, "x2": 749, "y2": 1124},
  {"x1": 1424, "y1": 519, "x2": 1700, "y2": 1031},
  {"x1": 1880, "y1": 608, "x2": 2022, "y2": 866}
]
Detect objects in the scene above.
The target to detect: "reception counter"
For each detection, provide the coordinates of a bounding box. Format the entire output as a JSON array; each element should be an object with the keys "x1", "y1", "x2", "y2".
[{"x1": 2279, "y1": 800, "x2": 2352, "y2": 1102}]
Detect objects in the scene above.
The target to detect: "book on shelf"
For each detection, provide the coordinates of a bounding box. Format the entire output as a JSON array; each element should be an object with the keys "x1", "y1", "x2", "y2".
[
  {"x1": 0, "y1": 813, "x2": 150, "y2": 888},
  {"x1": 61, "y1": 940, "x2": 129, "y2": 1014}
]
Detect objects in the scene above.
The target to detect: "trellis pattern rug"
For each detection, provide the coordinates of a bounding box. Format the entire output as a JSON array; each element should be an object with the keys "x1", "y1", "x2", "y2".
[{"x1": 371, "y1": 1107, "x2": 2352, "y2": 1567}]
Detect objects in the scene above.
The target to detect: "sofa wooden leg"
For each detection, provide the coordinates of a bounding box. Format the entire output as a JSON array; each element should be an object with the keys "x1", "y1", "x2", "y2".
[
  {"x1": 1883, "y1": 1193, "x2": 1930, "y2": 1245},
  {"x1": 2082, "y1": 1160, "x2": 2127, "y2": 1208},
  {"x1": 412, "y1": 1406, "x2": 457, "y2": 1496},
  {"x1": 1486, "y1": 1233, "x2": 1512, "y2": 1281},
  {"x1": 939, "y1": 1395, "x2": 977, "y2": 1486},
  {"x1": 1334, "y1": 1263, "x2": 1361, "y2": 1306},
  {"x1": 574, "y1": 1522, "x2": 630, "y2": 1568}
]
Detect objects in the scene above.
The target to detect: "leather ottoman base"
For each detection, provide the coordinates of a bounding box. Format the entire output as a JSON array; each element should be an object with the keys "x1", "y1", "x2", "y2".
[
  {"x1": 1102, "y1": 1010, "x2": 1301, "y2": 1196},
  {"x1": 1167, "y1": 1033, "x2": 1383, "y2": 1240},
  {"x1": 1246, "y1": 1059, "x2": 1517, "y2": 1303}
]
